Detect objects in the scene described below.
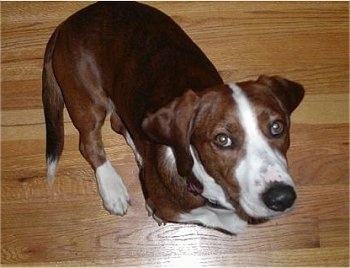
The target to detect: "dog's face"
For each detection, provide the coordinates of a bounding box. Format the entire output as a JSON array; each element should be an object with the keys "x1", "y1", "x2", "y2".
[{"x1": 142, "y1": 75, "x2": 304, "y2": 220}]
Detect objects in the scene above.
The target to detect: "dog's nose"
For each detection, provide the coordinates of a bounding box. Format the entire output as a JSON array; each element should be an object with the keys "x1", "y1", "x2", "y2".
[{"x1": 262, "y1": 183, "x2": 296, "y2": 211}]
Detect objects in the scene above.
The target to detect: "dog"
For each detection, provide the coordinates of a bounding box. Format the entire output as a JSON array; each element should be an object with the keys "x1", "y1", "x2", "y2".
[{"x1": 42, "y1": 2, "x2": 304, "y2": 234}]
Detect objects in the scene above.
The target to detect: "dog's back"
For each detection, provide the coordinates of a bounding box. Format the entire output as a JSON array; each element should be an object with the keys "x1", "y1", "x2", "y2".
[
  {"x1": 42, "y1": 2, "x2": 303, "y2": 234},
  {"x1": 44, "y1": 2, "x2": 224, "y2": 161},
  {"x1": 42, "y1": 1, "x2": 223, "y2": 218},
  {"x1": 55, "y1": 2, "x2": 222, "y2": 114}
]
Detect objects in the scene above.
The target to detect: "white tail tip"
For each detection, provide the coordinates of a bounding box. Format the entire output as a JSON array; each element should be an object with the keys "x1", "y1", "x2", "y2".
[{"x1": 47, "y1": 159, "x2": 58, "y2": 186}]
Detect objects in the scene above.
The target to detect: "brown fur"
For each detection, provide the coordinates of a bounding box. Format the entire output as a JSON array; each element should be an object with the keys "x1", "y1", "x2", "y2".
[{"x1": 43, "y1": 2, "x2": 304, "y2": 226}]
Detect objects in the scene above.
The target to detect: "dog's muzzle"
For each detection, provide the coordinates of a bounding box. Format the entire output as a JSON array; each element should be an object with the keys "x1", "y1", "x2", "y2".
[{"x1": 262, "y1": 183, "x2": 296, "y2": 212}]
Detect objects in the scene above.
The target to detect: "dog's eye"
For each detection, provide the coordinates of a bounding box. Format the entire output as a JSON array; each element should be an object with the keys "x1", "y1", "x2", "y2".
[
  {"x1": 214, "y1": 133, "x2": 233, "y2": 148},
  {"x1": 270, "y1": 120, "x2": 285, "y2": 137}
]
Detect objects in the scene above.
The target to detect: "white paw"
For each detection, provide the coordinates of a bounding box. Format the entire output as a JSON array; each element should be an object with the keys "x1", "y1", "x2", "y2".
[{"x1": 96, "y1": 161, "x2": 130, "y2": 216}]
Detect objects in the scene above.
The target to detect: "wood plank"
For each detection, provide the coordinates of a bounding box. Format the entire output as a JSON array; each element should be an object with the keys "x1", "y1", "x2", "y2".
[
  {"x1": 1, "y1": 1, "x2": 348, "y2": 266},
  {"x1": 1, "y1": 123, "x2": 347, "y2": 186},
  {"x1": 2, "y1": 92, "x2": 349, "y2": 125}
]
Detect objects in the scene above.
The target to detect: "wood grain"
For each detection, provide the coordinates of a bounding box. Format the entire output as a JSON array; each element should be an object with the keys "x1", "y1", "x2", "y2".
[{"x1": 1, "y1": 1, "x2": 349, "y2": 266}]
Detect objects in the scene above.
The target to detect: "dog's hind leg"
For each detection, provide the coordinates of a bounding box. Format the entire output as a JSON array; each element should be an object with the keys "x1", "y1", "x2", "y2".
[
  {"x1": 70, "y1": 103, "x2": 130, "y2": 216},
  {"x1": 50, "y1": 37, "x2": 129, "y2": 215}
]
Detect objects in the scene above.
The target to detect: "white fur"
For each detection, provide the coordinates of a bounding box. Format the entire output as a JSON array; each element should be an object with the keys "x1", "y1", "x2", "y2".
[
  {"x1": 96, "y1": 160, "x2": 130, "y2": 215},
  {"x1": 47, "y1": 159, "x2": 58, "y2": 186},
  {"x1": 178, "y1": 205, "x2": 247, "y2": 234},
  {"x1": 229, "y1": 83, "x2": 295, "y2": 218},
  {"x1": 164, "y1": 146, "x2": 245, "y2": 233},
  {"x1": 164, "y1": 145, "x2": 243, "y2": 232},
  {"x1": 164, "y1": 146, "x2": 233, "y2": 210},
  {"x1": 124, "y1": 131, "x2": 143, "y2": 167},
  {"x1": 164, "y1": 146, "x2": 176, "y2": 166},
  {"x1": 190, "y1": 147, "x2": 234, "y2": 210}
]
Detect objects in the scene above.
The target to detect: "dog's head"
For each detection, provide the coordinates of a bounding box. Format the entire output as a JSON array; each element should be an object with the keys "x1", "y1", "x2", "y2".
[{"x1": 142, "y1": 75, "x2": 304, "y2": 220}]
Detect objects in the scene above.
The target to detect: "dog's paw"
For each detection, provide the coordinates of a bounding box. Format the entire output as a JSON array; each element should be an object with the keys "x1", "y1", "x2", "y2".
[
  {"x1": 96, "y1": 161, "x2": 130, "y2": 216},
  {"x1": 101, "y1": 180, "x2": 130, "y2": 215},
  {"x1": 145, "y1": 201, "x2": 167, "y2": 226}
]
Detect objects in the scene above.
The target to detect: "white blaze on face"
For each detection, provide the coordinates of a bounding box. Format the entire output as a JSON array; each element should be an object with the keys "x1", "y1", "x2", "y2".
[{"x1": 229, "y1": 83, "x2": 294, "y2": 218}]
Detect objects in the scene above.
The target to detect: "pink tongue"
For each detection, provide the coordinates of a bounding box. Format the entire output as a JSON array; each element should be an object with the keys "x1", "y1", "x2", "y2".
[{"x1": 187, "y1": 180, "x2": 203, "y2": 195}]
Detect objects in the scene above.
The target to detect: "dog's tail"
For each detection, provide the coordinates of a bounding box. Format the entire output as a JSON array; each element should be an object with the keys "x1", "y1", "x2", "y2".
[{"x1": 42, "y1": 26, "x2": 64, "y2": 185}]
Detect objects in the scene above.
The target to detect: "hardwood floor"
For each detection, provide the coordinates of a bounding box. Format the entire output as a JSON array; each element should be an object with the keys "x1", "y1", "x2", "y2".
[{"x1": 1, "y1": 2, "x2": 348, "y2": 266}]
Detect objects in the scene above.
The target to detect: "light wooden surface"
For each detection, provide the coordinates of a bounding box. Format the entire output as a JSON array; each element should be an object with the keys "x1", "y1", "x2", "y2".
[{"x1": 1, "y1": 1, "x2": 349, "y2": 266}]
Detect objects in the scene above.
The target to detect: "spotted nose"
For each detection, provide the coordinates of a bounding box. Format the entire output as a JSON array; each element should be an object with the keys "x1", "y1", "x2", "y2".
[{"x1": 262, "y1": 183, "x2": 296, "y2": 211}]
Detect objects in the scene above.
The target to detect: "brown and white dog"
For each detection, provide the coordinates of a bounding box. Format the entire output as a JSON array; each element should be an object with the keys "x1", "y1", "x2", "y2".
[{"x1": 42, "y1": 2, "x2": 304, "y2": 234}]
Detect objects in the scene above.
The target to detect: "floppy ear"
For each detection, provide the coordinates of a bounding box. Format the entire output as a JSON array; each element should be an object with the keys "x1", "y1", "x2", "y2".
[
  {"x1": 141, "y1": 90, "x2": 200, "y2": 177},
  {"x1": 257, "y1": 75, "x2": 305, "y2": 114}
]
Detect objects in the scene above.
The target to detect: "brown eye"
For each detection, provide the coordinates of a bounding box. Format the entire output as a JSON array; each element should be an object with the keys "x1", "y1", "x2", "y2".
[
  {"x1": 214, "y1": 133, "x2": 233, "y2": 148},
  {"x1": 270, "y1": 120, "x2": 285, "y2": 137}
]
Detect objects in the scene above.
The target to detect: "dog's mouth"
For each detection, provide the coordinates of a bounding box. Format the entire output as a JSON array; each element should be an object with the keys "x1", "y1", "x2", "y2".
[
  {"x1": 186, "y1": 174, "x2": 204, "y2": 195},
  {"x1": 189, "y1": 145, "x2": 296, "y2": 222},
  {"x1": 185, "y1": 175, "x2": 265, "y2": 223},
  {"x1": 200, "y1": 190, "x2": 269, "y2": 225},
  {"x1": 198, "y1": 177, "x2": 297, "y2": 224}
]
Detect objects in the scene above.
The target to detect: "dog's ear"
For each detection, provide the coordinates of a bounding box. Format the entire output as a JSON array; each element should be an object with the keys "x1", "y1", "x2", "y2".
[
  {"x1": 142, "y1": 90, "x2": 200, "y2": 177},
  {"x1": 257, "y1": 75, "x2": 305, "y2": 114}
]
